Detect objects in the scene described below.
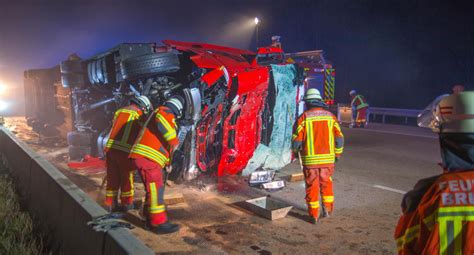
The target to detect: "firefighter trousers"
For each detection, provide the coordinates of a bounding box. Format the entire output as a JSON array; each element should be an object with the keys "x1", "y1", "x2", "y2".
[
  {"x1": 131, "y1": 157, "x2": 168, "y2": 226},
  {"x1": 303, "y1": 166, "x2": 335, "y2": 219},
  {"x1": 355, "y1": 107, "x2": 368, "y2": 127},
  {"x1": 105, "y1": 150, "x2": 135, "y2": 206}
]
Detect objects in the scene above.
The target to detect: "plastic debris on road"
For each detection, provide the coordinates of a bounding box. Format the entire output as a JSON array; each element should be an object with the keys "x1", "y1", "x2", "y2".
[
  {"x1": 67, "y1": 154, "x2": 106, "y2": 174},
  {"x1": 261, "y1": 180, "x2": 286, "y2": 191},
  {"x1": 248, "y1": 170, "x2": 276, "y2": 186},
  {"x1": 87, "y1": 212, "x2": 135, "y2": 233}
]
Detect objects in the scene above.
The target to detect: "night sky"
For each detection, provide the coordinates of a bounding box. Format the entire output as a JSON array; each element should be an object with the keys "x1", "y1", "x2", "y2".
[{"x1": 0, "y1": 0, "x2": 473, "y2": 114}]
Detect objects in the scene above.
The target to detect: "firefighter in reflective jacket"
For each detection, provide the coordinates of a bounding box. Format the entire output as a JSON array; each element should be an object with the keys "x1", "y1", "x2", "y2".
[
  {"x1": 129, "y1": 96, "x2": 183, "y2": 234},
  {"x1": 292, "y1": 88, "x2": 344, "y2": 224},
  {"x1": 104, "y1": 95, "x2": 151, "y2": 212},
  {"x1": 350, "y1": 90, "x2": 369, "y2": 128},
  {"x1": 395, "y1": 91, "x2": 474, "y2": 254}
]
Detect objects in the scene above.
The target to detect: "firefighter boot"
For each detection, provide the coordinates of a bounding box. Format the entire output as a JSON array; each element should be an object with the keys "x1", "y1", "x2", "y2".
[
  {"x1": 120, "y1": 203, "x2": 135, "y2": 212},
  {"x1": 152, "y1": 222, "x2": 181, "y2": 235},
  {"x1": 310, "y1": 217, "x2": 318, "y2": 224},
  {"x1": 105, "y1": 201, "x2": 118, "y2": 213},
  {"x1": 322, "y1": 211, "x2": 331, "y2": 218},
  {"x1": 322, "y1": 206, "x2": 331, "y2": 218}
]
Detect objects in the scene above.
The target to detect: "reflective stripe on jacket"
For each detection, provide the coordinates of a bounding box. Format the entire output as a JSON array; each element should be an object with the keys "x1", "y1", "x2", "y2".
[
  {"x1": 129, "y1": 106, "x2": 179, "y2": 167},
  {"x1": 292, "y1": 107, "x2": 344, "y2": 167},
  {"x1": 105, "y1": 104, "x2": 143, "y2": 153},
  {"x1": 395, "y1": 170, "x2": 474, "y2": 254},
  {"x1": 351, "y1": 94, "x2": 369, "y2": 110}
]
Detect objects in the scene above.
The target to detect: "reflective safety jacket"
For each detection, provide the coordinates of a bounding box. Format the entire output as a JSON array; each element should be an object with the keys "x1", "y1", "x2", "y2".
[
  {"x1": 351, "y1": 94, "x2": 369, "y2": 110},
  {"x1": 292, "y1": 107, "x2": 344, "y2": 167},
  {"x1": 129, "y1": 106, "x2": 179, "y2": 167},
  {"x1": 105, "y1": 104, "x2": 144, "y2": 153},
  {"x1": 395, "y1": 170, "x2": 474, "y2": 254}
]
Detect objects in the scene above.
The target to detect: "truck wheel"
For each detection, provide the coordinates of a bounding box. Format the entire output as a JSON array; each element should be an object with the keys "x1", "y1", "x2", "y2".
[
  {"x1": 121, "y1": 52, "x2": 180, "y2": 80},
  {"x1": 87, "y1": 57, "x2": 116, "y2": 85},
  {"x1": 67, "y1": 131, "x2": 92, "y2": 147},
  {"x1": 68, "y1": 145, "x2": 91, "y2": 161},
  {"x1": 96, "y1": 128, "x2": 110, "y2": 158}
]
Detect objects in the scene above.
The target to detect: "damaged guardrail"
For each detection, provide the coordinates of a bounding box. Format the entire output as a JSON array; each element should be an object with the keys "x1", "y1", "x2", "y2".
[{"x1": 0, "y1": 126, "x2": 153, "y2": 255}]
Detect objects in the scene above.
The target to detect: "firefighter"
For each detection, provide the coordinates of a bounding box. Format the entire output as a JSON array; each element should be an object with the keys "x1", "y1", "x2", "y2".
[
  {"x1": 271, "y1": 35, "x2": 282, "y2": 49},
  {"x1": 104, "y1": 95, "x2": 151, "y2": 212},
  {"x1": 129, "y1": 96, "x2": 184, "y2": 234},
  {"x1": 395, "y1": 91, "x2": 474, "y2": 254},
  {"x1": 292, "y1": 88, "x2": 344, "y2": 224},
  {"x1": 452, "y1": 84, "x2": 465, "y2": 94},
  {"x1": 349, "y1": 90, "x2": 369, "y2": 128}
]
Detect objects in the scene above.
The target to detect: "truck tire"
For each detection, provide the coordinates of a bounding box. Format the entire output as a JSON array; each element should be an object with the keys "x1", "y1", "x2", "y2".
[
  {"x1": 68, "y1": 145, "x2": 91, "y2": 161},
  {"x1": 87, "y1": 57, "x2": 116, "y2": 85},
  {"x1": 121, "y1": 52, "x2": 180, "y2": 80},
  {"x1": 67, "y1": 131, "x2": 93, "y2": 147}
]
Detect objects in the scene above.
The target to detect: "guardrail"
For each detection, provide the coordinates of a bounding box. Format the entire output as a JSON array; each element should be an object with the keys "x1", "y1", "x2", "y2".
[
  {"x1": 337, "y1": 104, "x2": 422, "y2": 125},
  {"x1": 0, "y1": 126, "x2": 153, "y2": 255},
  {"x1": 369, "y1": 107, "x2": 422, "y2": 124}
]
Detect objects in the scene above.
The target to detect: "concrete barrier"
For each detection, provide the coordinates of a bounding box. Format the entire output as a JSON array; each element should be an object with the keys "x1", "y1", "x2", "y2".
[{"x1": 0, "y1": 126, "x2": 153, "y2": 255}]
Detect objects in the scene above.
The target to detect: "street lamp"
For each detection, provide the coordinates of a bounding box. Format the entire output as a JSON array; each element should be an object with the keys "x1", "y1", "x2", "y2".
[{"x1": 254, "y1": 17, "x2": 260, "y2": 49}]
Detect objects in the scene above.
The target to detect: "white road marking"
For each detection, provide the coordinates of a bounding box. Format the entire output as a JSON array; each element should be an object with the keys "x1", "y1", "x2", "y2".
[
  {"x1": 373, "y1": 185, "x2": 406, "y2": 194},
  {"x1": 350, "y1": 127, "x2": 437, "y2": 139}
]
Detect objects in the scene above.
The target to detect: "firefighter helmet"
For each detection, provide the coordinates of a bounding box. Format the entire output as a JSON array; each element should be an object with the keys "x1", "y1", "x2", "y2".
[
  {"x1": 131, "y1": 95, "x2": 152, "y2": 114},
  {"x1": 304, "y1": 88, "x2": 322, "y2": 101},
  {"x1": 435, "y1": 91, "x2": 474, "y2": 133},
  {"x1": 349, "y1": 90, "x2": 357, "y2": 96},
  {"x1": 452, "y1": 84, "x2": 465, "y2": 94},
  {"x1": 165, "y1": 96, "x2": 184, "y2": 119}
]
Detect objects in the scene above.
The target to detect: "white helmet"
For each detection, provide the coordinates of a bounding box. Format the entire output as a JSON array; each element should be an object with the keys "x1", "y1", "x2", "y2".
[
  {"x1": 349, "y1": 90, "x2": 357, "y2": 96},
  {"x1": 304, "y1": 88, "x2": 322, "y2": 101},
  {"x1": 165, "y1": 96, "x2": 184, "y2": 119},
  {"x1": 435, "y1": 91, "x2": 474, "y2": 133},
  {"x1": 131, "y1": 95, "x2": 152, "y2": 114}
]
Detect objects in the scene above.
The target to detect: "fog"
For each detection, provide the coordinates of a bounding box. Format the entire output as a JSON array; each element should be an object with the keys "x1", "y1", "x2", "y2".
[{"x1": 0, "y1": 0, "x2": 472, "y2": 115}]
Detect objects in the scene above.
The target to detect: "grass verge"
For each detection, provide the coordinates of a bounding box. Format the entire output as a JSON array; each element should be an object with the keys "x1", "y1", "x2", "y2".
[{"x1": 0, "y1": 161, "x2": 42, "y2": 254}]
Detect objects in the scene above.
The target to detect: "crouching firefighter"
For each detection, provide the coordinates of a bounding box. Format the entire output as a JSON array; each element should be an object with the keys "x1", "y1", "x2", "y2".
[
  {"x1": 395, "y1": 91, "x2": 474, "y2": 254},
  {"x1": 350, "y1": 90, "x2": 369, "y2": 128},
  {"x1": 129, "y1": 96, "x2": 184, "y2": 234},
  {"x1": 104, "y1": 95, "x2": 151, "y2": 212},
  {"x1": 292, "y1": 88, "x2": 344, "y2": 224}
]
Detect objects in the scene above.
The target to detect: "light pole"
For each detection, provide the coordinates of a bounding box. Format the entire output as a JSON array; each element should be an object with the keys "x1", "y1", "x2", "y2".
[{"x1": 254, "y1": 17, "x2": 259, "y2": 49}]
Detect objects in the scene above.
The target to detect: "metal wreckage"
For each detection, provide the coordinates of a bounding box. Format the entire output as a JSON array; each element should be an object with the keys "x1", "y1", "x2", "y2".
[{"x1": 23, "y1": 39, "x2": 336, "y2": 180}]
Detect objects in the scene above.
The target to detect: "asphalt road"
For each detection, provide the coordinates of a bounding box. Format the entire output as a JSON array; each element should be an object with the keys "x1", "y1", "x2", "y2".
[
  {"x1": 6, "y1": 118, "x2": 444, "y2": 254},
  {"x1": 273, "y1": 123, "x2": 441, "y2": 210},
  {"x1": 253, "y1": 123, "x2": 442, "y2": 253}
]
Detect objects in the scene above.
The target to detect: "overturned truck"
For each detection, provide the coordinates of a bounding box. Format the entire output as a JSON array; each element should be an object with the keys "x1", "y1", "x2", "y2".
[{"x1": 24, "y1": 40, "x2": 335, "y2": 179}]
